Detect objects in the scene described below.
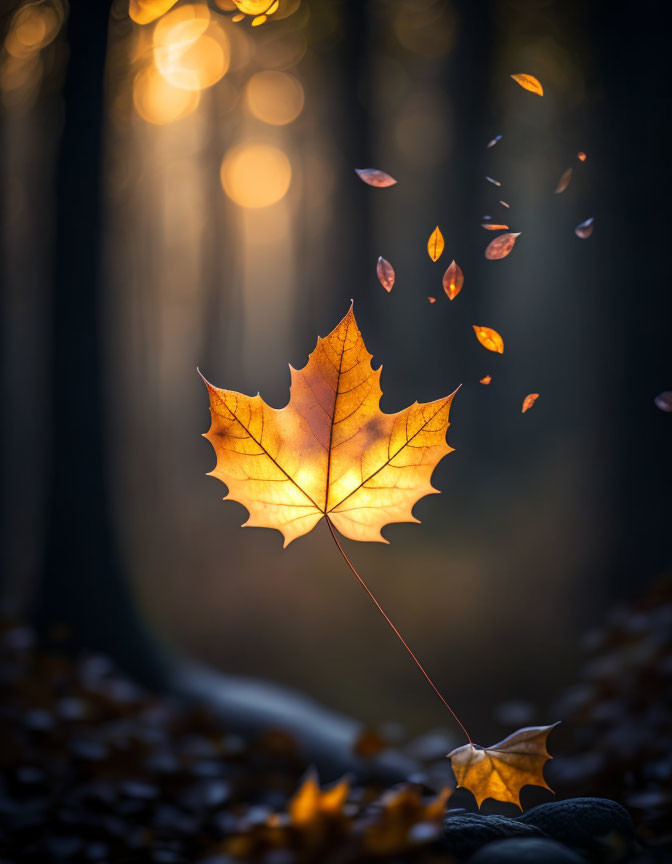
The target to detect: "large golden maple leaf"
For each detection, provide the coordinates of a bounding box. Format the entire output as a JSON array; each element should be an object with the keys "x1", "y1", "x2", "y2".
[{"x1": 201, "y1": 304, "x2": 457, "y2": 545}]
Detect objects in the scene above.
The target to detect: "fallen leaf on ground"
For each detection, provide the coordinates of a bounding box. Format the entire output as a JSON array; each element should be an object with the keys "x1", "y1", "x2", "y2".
[
  {"x1": 480, "y1": 375, "x2": 492, "y2": 385},
  {"x1": 510, "y1": 73, "x2": 544, "y2": 96},
  {"x1": 427, "y1": 226, "x2": 445, "y2": 261},
  {"x1": 290, "y1": 769, "x2": 349, "y2": 825},
  {"x1": 522, "y1": 393, "x2": 539, "y2": 413},
  {"x1": 555, "y1": 166, "x2": 573, "y2": 194},
  {"x1": 485, "y1": 232, "x2": 520, "y2": 260},
  {"x1": 376, "y1": 257, "x2": 395, "y2": 292},
  {"x1": 355, "y1": 168, "x2": 397, "y2": 188},
  {"x1": 473, "y1": 326, "x2": 504, "y2": 353},
  {"x1": 448, "y1": 723, "x2": 559, "y2": 807},
  {"x1": 654, "y1": 391, "x2": 672, "y2": 412},
  {"x1": 201, "y1": 304, "x2": 457, "y2": 545},
  {"x1": 442, "y1": 260, "x2": 464, "y2": 300},
  {"x1": 575, "y1": 217, "x2": 594, "y2": 239}
]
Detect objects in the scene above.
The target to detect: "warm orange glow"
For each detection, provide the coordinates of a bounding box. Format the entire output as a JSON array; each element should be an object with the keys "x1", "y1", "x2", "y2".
[
  {"x1": 449, "y1": 724, "x2": 558, "y2": 808},
  {"x1": 133, "y1": 65, "x2": 200, "y2": 125},
  {"x1": 251, "y1": 14, "x2": 267, "y2": 25},
  {"x1": 245, "y1": 70, "x2": 304, "y2": 125},
  {"x1": 233, "y1": 0, "x2": 277, "y2": 12},
  {"x1": 220, "y1": 143, "x2": 291, "y2": 208},
  {"x1": 153, "y1": 4, "x2": 230, "y2": 92},
  {"x1": 201, "y1": 305, "x2": 457, "y2": 545},
  {"x1": 5, "y1": 2, "x2": 62, "y2": 59},
  {"x1": 480, "y1": 375, "x2": 492, "y2": 385},
  {"x1": 577, "y1": 151, "x2": 587, "y2": 162},
  {"x1": 473, "y1": 326, "x2": 504, "y2": 354},
  {"x1": 289, "y1": 770, "x2": 349, "y2": 826},
  {"x1": 427, "y1": 226, "x2": 444, "y2": 262},
  {"x1": 129, "y1": 0, "x2": 179, "y2": 25}
]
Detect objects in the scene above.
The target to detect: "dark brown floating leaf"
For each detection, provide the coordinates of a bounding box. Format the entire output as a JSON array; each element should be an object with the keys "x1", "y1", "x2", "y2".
[
  {"x1": 376, "y1": 256, "x2": 395, "y2": 292},
  {"x1": 355, "y1": 168, "x2": 397, "y2": 188},
  {"x1": 555, "y1": 166, "x2": 573, "y2": 194},
  {"x1": 485, "y1": 232, "x2": 520, "y2": 260},
  {"x1": 654, "y1": 391, "x2": 672, "y2": 412},
  {"x1": 442, "y1": 260, "x2": 464, "y2": 300},
  {"x1": 485, "y1": 176, "x2": 502, "y2": 187},
  {"x1": 487, "y1": 134, "x2": 502, "y2": 149},
  {"x1": 577, "y1": 151, "x2": 587, "y2": 162},
  {"x1": 575, "y1": 217, "x2": 594, "y2": 239}
]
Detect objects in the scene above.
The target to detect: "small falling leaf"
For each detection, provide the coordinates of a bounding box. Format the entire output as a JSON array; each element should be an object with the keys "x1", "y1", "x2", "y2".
[
  {"x1": 522, "y1": 393, "x2": 539, "y2": 413},
  {"x1": 555, "y1": 166, "x2": 573, "y2": 194},
  {"x1": 251, "y1": 13, "x2": 267, "y2": 25},
  {"x1": 427, "y1": 226, "x2": 445, "y2": 262},
  {"x1": 487, "y1": 134, "x2": 502, "y2": 149},
  {"x1": 481, "y1": 223, "x2": 509, "y2": 231},
  {"x1": 499, "y1": 200, "x2": 510, "y2": 208},
  {"x1": 448, "y1": 723, "x2": 559, "y2": 808},
  {"x1": 480, "y1": 375, "x2": 492, "y2": 385},
  {"x1": 577, "y1": 151, "x2": 587, "y2": 162},
  {"x1": 473, "y1": 326, "x2": 504, "y2": 354},
  {"x1": 485, "y1": 232, "x2": 520, "y2": 260},
  {"x1": 442, "y1": 260, "x2": 464, "y2": 300},
  {"x1": 376, "y1": 257, "x2": 395, "y2": 292},
  {"x1": 510, "y1": 73, "x2": 544, "y2": 96},
  {"x1": 485, "y1": 176, "x2": 502, "y2": 187},
  {"x1": 575, "y1": 217, "x2": 594, "y2": 239},
  {"x1": 428, "y1": 296, "x2": 436, "y2": 304},
  {"x1": 654, "y1": 391, "x2": 672, "y2": 412},
  {"x1": 355, "y1": 168, "x2": 397, "y2": 188}
]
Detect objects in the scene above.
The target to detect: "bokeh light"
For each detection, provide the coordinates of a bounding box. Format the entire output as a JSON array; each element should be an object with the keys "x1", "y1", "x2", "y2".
[
  {"x1": 129, "y1": 0, "x2": 179, "y2": 25},
  {"x1": 245, "y1": 70, "x2": 304, "y2": 126},
  {"x1": 1, "y1": 0, "x2": 64, "y2": 107},
  {"x1": 220, "y1": 143, "x2": 291, "y2": 208},
  {"x1": 132, "y1": 65, "x2": 200, "y2": 125},
  {"x1": 153, "y1": 4, "x2": 230, "y2": 92}
]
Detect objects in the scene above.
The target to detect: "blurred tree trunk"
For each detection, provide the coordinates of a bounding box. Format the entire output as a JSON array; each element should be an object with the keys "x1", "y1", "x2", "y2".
[{"x1": 39, "y1": 2, "x2": 167, "y2": 685}]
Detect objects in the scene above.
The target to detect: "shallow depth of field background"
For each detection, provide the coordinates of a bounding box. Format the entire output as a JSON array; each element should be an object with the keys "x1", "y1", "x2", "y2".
[{"x1": 1, "y1": 0, "x2": 670, "y2": 740}]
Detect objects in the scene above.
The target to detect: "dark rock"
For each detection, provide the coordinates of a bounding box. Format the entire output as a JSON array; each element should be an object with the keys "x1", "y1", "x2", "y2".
[
  {"x1": 443, "y1": 813, "x2": 546, "y2": 858},
  {"x1": 518, "y1": 797, "x2": 636, "y2": 855},
  {"x1": 469, "y1": 837, "x2": 586, "y2": 863}
]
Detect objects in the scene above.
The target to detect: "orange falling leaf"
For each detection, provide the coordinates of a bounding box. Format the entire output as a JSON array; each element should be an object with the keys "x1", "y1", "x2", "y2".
[
  {"x1": 201, "y1": 304, "x2": 458, "y2": 545},
  {"x1": 484, "y1": 232, "x2": 520, "y2": 260},
  {"x1": 448, "y1": 723, "x2": 559, "y2": 807},
  {"x1": 577, "y1": 151, "x2": 587, "y2": 162},
  {"x1": 355, "y1": 168, "x2": 397, "y2": 188},
  {"x1": 442, "y1": 260, "x2": 464, "y2": 300},
  {"x1": 522, "y1": 393, "x2": 539, "y2": 413},
  {"x1": 427, "y1": 226, "x2": 445, "y2": 262},
  {"x1": 473, "y1": 326, "x2": 504, "y2": 354},
  {"x1": 480, "y1": 375, "x2": 492, "y2": 385},
  {"x1": 289, "y1": 769, "x2": 349, "y2": 826},
  {"x1": 554, "y1": 166, "x2": 573, "y2": 194},
  {"x1": 376, "y1": 256, "x2": 395, "y2": 292},
  {"x1": 481, "y1": 223, "x2": 509, "y2": 231},
  {"x1": 510, "y1": 73, "x2": 544, "y2": 96},
  {"x1": 575, "y1": 217, "x2": 594, "y2": 239},
  {"x1": 428, "y1": 296, "x2": 436, "y2": 303}
]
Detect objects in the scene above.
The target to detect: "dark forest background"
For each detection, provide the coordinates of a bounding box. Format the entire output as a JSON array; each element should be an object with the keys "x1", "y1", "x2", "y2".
[{"x1": 1, "y1": 0, "x2": 670, "y2": 750}]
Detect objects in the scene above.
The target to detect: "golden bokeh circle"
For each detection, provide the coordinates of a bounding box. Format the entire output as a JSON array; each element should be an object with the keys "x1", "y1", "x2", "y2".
[
  {"x1": 220, "y1": 143, "x2": 291, "y2": 208},
  {"x1": 245, "y1": 71, "x2": 304, "y2": 126}
]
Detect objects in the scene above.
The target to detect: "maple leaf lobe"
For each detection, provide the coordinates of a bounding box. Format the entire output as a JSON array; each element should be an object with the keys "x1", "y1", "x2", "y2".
[{"x1": 201, "y1": 305, "x2": 457, "y2": 546}]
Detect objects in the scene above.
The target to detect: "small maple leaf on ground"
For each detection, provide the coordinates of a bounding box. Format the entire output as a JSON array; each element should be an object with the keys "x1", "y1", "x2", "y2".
[
  {"x1": 201, "y1": 304, "x2": 457, "y2": 546},
  {"x1": 448, "y1": 723, "x2": 560, "y2": 808}
]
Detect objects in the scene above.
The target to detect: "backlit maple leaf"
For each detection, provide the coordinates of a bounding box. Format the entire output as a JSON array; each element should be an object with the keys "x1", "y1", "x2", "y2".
[
  {"x1": 201, "y1": 304, "x2": 457, "y2": 546},
  {"x1": 448, "y1": 723, "x2": 559, "y2": 808}
]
